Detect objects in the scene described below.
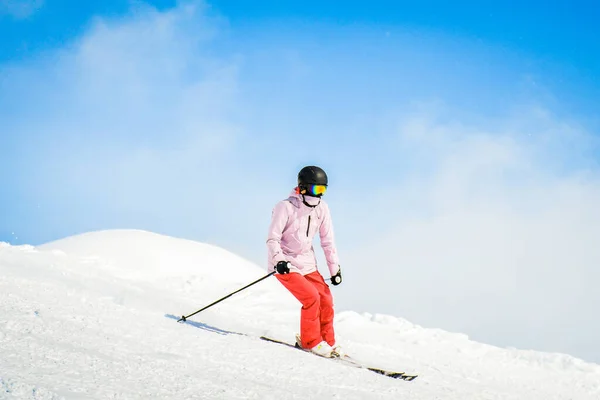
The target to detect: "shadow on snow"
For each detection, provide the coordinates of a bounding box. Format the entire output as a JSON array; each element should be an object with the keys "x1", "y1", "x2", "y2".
[{"x1": 164, "y1": 314, "x2": 244, "y2": 336}]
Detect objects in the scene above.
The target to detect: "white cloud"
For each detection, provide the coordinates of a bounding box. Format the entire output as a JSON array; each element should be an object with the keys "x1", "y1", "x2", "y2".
[
  {"x1": 335, "y1": 103, "x2": 600, "y2": 362},
  {"x1": 0, "y1": 1, "x2": 253, "y2": 244}
]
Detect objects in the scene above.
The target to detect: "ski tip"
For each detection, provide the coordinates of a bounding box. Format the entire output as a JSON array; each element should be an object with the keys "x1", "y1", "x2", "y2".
[{"x1": 366, "y1": 367, "x2": 419, "y2": 381}]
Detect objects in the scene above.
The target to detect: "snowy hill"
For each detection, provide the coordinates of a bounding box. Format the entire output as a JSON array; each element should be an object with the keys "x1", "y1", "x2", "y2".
[{"x1": 1, "y1": 230, "x2": 599, "y2": 399}]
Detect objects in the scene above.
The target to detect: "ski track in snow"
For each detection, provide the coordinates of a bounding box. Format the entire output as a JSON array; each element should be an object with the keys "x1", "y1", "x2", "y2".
[{"x1": 1, "y1": 231, "x2": 600, "y2": 399}]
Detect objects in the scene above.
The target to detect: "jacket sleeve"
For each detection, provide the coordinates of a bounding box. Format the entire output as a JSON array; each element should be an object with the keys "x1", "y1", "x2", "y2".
[
  {"x1": 266, "y1": 201, "x2": 289, "y2": 271},
  {"x1": 319, "y1": 203, "x2": 340, "y2": 277}
]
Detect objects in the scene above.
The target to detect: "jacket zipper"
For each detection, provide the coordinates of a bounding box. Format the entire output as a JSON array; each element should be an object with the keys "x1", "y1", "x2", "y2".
[{"x1": 306, "y1": 215, "x2": 311, "y2": 237}]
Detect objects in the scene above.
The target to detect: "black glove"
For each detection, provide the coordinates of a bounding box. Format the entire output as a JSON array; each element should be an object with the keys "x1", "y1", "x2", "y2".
[
  {"x1": 275, "y1": 261, "x2": 291, "y2": 274},
  {"x1": 331, "y1": 267, "x2": 342, "y2": 286}
]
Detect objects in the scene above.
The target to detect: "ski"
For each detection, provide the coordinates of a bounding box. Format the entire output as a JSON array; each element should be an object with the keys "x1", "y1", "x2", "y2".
[
  {"x1": 259, "y1": 336, "x2": 418, "y2": 381},
  {"x1": 174, "y1": 316, "x2": 419, "y2": 382}
]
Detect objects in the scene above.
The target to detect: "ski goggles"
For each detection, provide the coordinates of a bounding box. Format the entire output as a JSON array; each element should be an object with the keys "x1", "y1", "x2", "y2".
[{"x1": 307, "y1": 184, "x2": 327, "y2": 196}]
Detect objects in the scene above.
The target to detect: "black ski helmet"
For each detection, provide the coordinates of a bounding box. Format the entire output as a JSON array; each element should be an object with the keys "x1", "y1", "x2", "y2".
[{"x1": 298, "y1": 166, "x2": 328, "y2": 187}]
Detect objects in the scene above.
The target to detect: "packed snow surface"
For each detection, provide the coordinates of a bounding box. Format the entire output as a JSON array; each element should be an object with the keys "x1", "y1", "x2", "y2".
[{"x1": 1, "y1": 230, "x2": 599, "y2": 399}]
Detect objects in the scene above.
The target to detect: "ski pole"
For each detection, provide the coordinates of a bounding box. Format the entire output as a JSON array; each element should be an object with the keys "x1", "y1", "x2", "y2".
[{"x1": 178, "y1": 271, "x2": 276, "y2": 322}]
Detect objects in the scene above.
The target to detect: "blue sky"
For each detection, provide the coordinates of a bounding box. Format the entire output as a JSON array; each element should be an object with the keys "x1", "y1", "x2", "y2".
[
  {"x1": 2, "y1": 1, "x2": 599, "y2": 114},
  {"x1": 2, "y1": 0, "x2": 600, "y2": 362}
]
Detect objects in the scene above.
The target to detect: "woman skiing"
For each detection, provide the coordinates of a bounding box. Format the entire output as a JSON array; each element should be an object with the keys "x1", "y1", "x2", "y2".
[{"x1": 266, "y1": 165, "x2": 343, "y2": 358}]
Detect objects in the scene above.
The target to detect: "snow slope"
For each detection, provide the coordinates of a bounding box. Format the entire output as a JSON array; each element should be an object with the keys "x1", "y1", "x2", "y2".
[{"x1": 1, "y1": 230, "x2": 599, "y2": 399}]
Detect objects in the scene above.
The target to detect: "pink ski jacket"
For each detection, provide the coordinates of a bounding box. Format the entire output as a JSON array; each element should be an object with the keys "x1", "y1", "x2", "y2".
[{"x1": 267, "y1": 189, "x2": 340, "y2": 277}]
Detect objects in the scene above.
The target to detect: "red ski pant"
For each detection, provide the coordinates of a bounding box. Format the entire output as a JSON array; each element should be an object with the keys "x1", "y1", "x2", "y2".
[{"x1": 276, "y1": 271, "x2": 335, "y2": 349}]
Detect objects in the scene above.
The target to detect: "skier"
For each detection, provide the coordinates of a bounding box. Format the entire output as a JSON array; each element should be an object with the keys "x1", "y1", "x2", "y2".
[{"x1": 266, "y1": 166, "x2": 343, "y2": 358}]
